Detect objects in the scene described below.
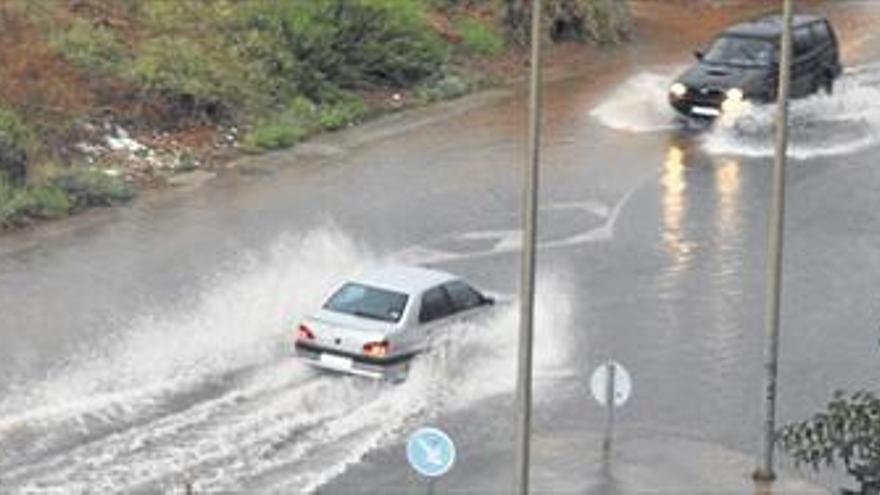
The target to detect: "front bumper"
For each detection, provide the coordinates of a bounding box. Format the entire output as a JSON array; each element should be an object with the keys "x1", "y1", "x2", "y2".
[
  {"x1": 295, "y1": 341, "x2": 414, "y2": 380},
  {"x1": 669, "y1": 94, "x2": 724, "y2": 119}
]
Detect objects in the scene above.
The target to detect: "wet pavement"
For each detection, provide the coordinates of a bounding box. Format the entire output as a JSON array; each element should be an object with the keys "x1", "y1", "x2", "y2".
[{"x1": 2, "y1": 1, "x2": 880, "y2": 492}]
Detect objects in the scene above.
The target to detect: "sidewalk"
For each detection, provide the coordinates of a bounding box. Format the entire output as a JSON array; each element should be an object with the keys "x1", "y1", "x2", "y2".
[
  {"x1": 529, "y1": 431, "x2": 828, "y2": 495},
  {"x1": 320, "y1": 423, "x2": 830, "y2": 494}
]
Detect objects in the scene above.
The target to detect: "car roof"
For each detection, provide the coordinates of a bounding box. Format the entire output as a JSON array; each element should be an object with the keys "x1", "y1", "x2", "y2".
[
  {"x1": 722, "y1": 13, "x2": 826, "y2": 39},
  {"x1": 350, "y1": 265, "x2": 459, "y2": 295}
]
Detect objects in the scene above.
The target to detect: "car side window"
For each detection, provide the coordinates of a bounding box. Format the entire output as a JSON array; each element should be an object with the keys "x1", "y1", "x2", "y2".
[
  {"x1": 419, "y1": 286, "x2": 455, "y2": 323},
  {"x1": 810, "y1": 22, "x2": 830, "y2": 45},
  {"x1": 793, "y1": 27, "x2": 815, "y2": 58},
  {"x1": 444, "y1": 280, "x2": 483, "y2": 313}
]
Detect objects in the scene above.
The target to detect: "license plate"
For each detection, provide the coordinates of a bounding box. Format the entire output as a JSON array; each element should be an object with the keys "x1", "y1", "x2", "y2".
[
  {"x1": 691, "y1": 106, "x2": 721, "y2": 117},
  {"x1": 320, "y1": 353, "x2": 353, "y2": 370}
]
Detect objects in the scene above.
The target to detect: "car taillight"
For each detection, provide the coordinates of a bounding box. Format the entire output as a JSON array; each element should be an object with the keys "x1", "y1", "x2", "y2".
[
  {"x1": 297, "y1": 324, "x2": 315, "y2": 341},
  {"x1": 363, "y1": 340, "x2": 390, "y2": 358}
]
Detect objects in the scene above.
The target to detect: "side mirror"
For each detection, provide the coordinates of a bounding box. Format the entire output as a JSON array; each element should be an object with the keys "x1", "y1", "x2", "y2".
[
  {"x1": 694, "y1": 50, "x2": 704, "y2": 61},
  {"x1": 481, "y1": 295, "x2": 495, "y2": 306}
]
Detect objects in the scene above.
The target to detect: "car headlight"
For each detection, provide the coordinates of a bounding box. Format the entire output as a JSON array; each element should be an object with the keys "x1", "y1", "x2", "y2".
[
  {"x1": 726, "y1": 87, "x2": 744, "y2": 101},
  {"x1": 670, "y1": 83, "x2": 687, "y2": 98}
]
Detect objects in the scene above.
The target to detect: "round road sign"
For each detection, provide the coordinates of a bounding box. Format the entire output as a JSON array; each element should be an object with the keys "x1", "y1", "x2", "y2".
[
  {"x1": 406, "y1": 427, "x2": 456, "y2": 478},
  {"x1": 590, "y1": 361, "x2": 632, "y2": 407}
]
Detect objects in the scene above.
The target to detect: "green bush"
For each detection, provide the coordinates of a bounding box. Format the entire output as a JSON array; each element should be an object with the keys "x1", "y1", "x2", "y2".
[
  {"x1": 242, "y1": 93, "x2": 367, "y2": 149},
  {"x1": 228, "y1": 0, "x2": 447, "y2": 102},
  {"x1": 241, "y1": 97, "x2": 319, "y2": 151},
  {"x1": 0, "y1": 178, "x2": 71, "y2": 228},
  {"x1": 52, "y1": 19, "x2": 126, "y2": 74},
  {"x1": 504, "y1": 0, "x2": 631, "y2": 44},
  {"x1": 455, "y1": 18, "x2": 504, "y2": 55},
  {"x1": 0, "y1": 108, "x2": 33, "y2": 150},
  {"x1": 130, "y1": 36, "x2": 231, "y2": 106},
  {"x1": 25, "y1": 183, "x2": 71, "y2": 219},
  {"x1": 51, "y1": 168, "x2": 135, "y2": 208},
  {"x1": 318, "y1": 99, "x2": 367, "y2": 131},
  {"x1": 780, "y1": 391, "x2": 880, "y2": 492},
  {"x1": 0, "y1": 178, "x2": 29, "y2": 228},
  {"x1": 242, "y1": 122, "x2": 308, "y2": 151},
  {"x1": 0, "y1": 168, "x2": 133, "y2": 228},
  {"x1": 415, "y1": 68, "x2": 486, "y2": 102},
  {"x1": 580, "y1": 0, "x2": 630, "y2": 44}
]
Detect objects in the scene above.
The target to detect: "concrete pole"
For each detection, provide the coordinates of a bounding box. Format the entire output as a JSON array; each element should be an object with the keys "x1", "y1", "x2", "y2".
[
  {"x1": 754, "y1": 0, "x2": 794, "y2": 482},
  {"x1": 514, "y1": 0, "x2": 543, "y2": 493}
]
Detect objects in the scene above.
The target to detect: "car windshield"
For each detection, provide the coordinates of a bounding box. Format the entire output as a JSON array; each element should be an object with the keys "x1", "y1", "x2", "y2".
[
  {"x1": 703, "y1": 36, "x2": 775, "y2": 67},
  {"x1": 323, "y1": 283, "x2": 408, "y2": 323}
]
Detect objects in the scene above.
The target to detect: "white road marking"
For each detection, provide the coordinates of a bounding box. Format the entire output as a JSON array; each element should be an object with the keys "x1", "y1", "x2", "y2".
[{"x1": 394, "y1": 187, "x2": 641, "y2": 265}]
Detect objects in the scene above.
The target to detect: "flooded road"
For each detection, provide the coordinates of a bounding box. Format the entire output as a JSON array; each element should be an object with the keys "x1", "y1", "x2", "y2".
[{"x1": 2, "y1": 1, "x2": 880, "y2": 491}]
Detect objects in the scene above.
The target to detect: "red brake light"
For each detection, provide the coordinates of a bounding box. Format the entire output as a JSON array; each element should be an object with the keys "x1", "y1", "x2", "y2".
[
  {"x1": 297, "y1": 324, "x2": 315, "y2": 341},
  {"x1": 363, "y1": 340, "x2": 390, "y2": 358}
]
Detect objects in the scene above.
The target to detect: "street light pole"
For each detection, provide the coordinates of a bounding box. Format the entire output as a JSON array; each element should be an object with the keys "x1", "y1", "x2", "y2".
[
  {"x1": 514, "y1": 0, "x2": 543, "y2": 493},
  {"x1": 754, "y1": 0, "x2": 794, "y2": 482}
]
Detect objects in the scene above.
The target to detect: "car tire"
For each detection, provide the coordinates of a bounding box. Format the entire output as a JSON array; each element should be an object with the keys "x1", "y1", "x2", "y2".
[{"x1": 819, "y1": 71, "x2": 834, "y2": 95}]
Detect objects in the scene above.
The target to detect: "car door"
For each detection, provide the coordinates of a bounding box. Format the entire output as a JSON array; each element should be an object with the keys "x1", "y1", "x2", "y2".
[{"x1": 416, "y1": 285, "x2": 457, "y2": 350}]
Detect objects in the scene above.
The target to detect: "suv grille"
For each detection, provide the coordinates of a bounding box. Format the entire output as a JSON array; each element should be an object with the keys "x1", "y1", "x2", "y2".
[{"x1": 689, "y1": 87, "x2": 726, "y2": 105}]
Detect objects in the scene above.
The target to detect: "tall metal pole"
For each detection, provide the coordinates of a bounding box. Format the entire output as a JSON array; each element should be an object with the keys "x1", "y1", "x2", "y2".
[
  {"x1": 754, "y1": 0, "x2": 794, "y2": 482},
  {"x1": 515, "y1": 0, "x2": 543, "y2": 493}
]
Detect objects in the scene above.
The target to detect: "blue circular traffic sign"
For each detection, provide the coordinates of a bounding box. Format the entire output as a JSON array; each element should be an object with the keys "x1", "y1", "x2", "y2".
[{"x1": 406, "y1": 427, "x2": 456, "y2": 478}]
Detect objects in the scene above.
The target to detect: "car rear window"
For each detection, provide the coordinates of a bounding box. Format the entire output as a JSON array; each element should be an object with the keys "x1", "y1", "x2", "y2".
[
  {"x1": 324, "y1": 283, "x2": 408, "y2": 323},
  {"x1": 704, "y1": 36, "x2": 775, "y2": 67}
]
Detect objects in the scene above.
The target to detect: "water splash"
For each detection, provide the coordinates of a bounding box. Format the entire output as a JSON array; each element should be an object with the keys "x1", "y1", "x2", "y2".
[
  {"x1": 590, "y1": 70, "x2": 680, "y2": 132},
  {"x1": 702, "y1": 67, "x2": 880, "y2": 159},
  {"x1": 0, "y1": 226, "x2": 577, "y2": 492}
]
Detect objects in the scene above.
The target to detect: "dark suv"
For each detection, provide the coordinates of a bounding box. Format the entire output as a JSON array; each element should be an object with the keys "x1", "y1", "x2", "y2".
[{"x1": 668, "y1": 14, "x2": 841, "y2": 120}]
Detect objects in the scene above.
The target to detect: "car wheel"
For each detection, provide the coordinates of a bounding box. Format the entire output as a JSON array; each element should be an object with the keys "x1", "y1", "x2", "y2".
[{"x1": 818, "y1": 71, "x2": 834, "y2": 95}]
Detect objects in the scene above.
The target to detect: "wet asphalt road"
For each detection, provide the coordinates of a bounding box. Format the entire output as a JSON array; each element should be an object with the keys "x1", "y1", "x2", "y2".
[{"x1": 2, "y1": 2, "x2": 880, "y2": 492}]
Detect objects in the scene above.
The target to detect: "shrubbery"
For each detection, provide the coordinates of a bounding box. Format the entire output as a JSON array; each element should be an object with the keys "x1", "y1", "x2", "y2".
[
  {"x1": 23, "y1": 183, "x2": 71, "y2": 220},
  {"x1": 455, "y1": 18, "x2": 505, "y2": 55},
  {"x1": 506, "y1": 0, "x2": 631, "y2": 44},
  {"x1": 580, "y1": 0, "x2": 631, "y2": 44},
  {"x1": 0, "y1": 0, "x2": 634, "y2": 229},
  {"x1": 228, "y1": 0, "x2": 447, "y2": 101},
  {"x1": 130, "y1": 36, "x2": 235, "y2": 116},
  {"x1": 415, "y1": 68, "x2": 488, "y2": 102},
  {"x1": 0, "y1": 166, "x2": 135, "y2": 228},
  {"x1": 318, "y1": 99, "x2": 368, "y2": 131},
  {"x1": 50, "y1": 168, "x2": 135, "y2": 207},
  {"x1": 0, "y1": 107, "x2": 33, "y2": 151},
  {"x1": 51, "y1": 19, "x2": 126, "y2": 74},
  {"x1": 243, "y1": 123, "x2": 308, "y2": 152},
  {"x1": 242, "y1": 96, "x2": 368, "y2": 151}
]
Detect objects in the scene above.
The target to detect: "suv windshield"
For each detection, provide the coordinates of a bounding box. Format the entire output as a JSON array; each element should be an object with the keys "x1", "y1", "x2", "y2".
[
  {"x1": 704, "y1": 36, "x2": 775, "y2": 67},
  {"x1": 324, "y1": 283, "x2": 408, "y2": 323}
]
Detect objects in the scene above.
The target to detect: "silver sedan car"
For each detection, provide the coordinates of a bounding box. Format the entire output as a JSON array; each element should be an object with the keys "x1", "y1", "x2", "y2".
[{"x1": 294, "y1": 265, "x2": 495, "y2": 380}]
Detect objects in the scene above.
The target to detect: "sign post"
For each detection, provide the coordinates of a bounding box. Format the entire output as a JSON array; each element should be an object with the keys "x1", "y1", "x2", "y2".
[
  {"x1": 407, "y1": 427, "x2": 456, "y2": 494},
  {"x1": 603, "y1": 361, "x2": 616, "y2": 455},
  {"x1": 590, "y1": 360, "x2": 632, "y2": 456}
]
